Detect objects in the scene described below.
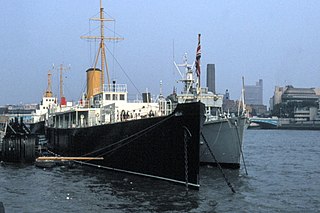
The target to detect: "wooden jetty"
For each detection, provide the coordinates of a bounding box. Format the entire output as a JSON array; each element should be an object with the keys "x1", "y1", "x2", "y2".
[
  {"x1": 1, "y1": 118, "x2": 36, "y2": 163},
  {"x1": 37, "y1": 157, "x2": 104, "y2": 161},
  {"x1": 35, "y1": 156, "x2": 103, "y2": 168}
]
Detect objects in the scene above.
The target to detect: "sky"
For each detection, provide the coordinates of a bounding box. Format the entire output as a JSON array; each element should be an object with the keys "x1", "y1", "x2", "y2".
[{"x1": 1, "y1": 0, "x2": 320, "y2": 107}]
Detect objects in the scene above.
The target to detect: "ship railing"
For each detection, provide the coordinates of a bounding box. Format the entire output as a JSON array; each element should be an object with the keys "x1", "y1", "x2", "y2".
[{"x1": 103, "y1": 84, "x2": 127, "y2": 93}]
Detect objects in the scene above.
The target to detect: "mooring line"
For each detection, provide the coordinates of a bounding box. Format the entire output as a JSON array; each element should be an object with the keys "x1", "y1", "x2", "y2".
[
  {"x1": 201, "y1": 132, "x2": 236, "y2": 193},
  {"x1": 234, "y1": 118, "x2": 248, "y2": 175}
]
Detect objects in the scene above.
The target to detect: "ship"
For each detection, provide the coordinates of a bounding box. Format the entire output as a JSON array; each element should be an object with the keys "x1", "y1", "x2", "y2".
[
  {"x1": 169, "y1": 34, "x2": 247, "y2": 169},
  {"x1": 44, "y1": 1, "x2": 205, "y2": 188}
]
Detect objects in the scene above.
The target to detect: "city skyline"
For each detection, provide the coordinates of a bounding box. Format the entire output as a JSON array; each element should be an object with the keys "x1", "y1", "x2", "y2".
[{"x1": 1, "y1": 0, "x2": 320, "y2": 106}]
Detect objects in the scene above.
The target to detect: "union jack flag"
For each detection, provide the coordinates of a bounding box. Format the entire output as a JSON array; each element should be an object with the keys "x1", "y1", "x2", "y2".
[{"x1": 195, "y1": 34, "x2": 201, "y2": 77}]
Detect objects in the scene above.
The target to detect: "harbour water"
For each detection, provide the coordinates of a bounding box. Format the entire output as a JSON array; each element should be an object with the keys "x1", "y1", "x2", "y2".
[{"x1": 1, "y1": 130, "x2": 320, "y2": 212}]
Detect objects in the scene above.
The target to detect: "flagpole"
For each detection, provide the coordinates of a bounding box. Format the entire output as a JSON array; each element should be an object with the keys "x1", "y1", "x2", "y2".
[{"x1": 196, "y1": 34, "x2": 201, "y2": 94}]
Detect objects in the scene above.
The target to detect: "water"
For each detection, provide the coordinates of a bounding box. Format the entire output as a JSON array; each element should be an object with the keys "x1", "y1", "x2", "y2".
[{"x1": 1, "y1": 130, "x2": 320, "y2": 212}]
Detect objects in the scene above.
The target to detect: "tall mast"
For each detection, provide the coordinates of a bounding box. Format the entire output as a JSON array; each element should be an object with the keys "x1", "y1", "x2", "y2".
[
  {"x1": 58, "y1": 64, "x2": 69, "y2": 105},
  {"x1": 241, "y1": 76, "x2": 246, "y2": 114},
  {"x1": 60, "y1": 64, "x2": 63, "y2": 100},
  {"x1": 100, "y1": 0, "x2": 106, "y2": 90},
  {"x1": 81, "y1": 0, "x2": 123, "y2": 92}
]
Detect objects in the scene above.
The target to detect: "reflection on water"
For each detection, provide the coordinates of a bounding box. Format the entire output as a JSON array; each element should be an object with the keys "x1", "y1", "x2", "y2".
[{"x1": 1, "y1": 130, "x2": 320, "y2": 212}]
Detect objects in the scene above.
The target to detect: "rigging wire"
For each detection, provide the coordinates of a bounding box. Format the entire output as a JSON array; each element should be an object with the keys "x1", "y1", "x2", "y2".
[
  {"x1": 112, "y1": 20, "x2": 116, "y2": 81},
  {"x1": 234, "y1": 119, "x2": 248, "y2": 175},
  {"x1": 82, "y1": 114, "x2": 175, "y2": 157},
  {"x1": 201, "y1": 132, "x2": 236, "y2": 193},
  {"x1": 105, "y1": 47, "x2": 141, "y2": 95}
]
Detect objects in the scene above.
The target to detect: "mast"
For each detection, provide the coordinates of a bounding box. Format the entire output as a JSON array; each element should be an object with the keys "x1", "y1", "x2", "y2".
[
  {"x1": 44, "y1": 69, "x2": 53, "y2": 98},
  {"x1": 81, "y1": 0, "x2": 123, "y2": 92},
  {"x1": 174, "y1": 53, "x2": 195, "y2": 94},
  {"x1": 58, "y1": 64, "x2": 69, "y2": 106},
  {"x1": 100, "y1": 0, "x2": 106, "y2": 90},
  {"x1": 241, "y1": 76, "x2": 246, "y2": 115},
  {"x1": 238, "y1": 76, "x2": 246, "y2": 116}
]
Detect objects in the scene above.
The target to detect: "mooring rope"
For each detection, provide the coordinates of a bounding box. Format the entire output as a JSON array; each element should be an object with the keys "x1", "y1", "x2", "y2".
[
  {"x1": 211, "y1": 119, "x2": 223, "y2": 146},
  {"x1": 234, "y1": 118, "x2": 248, "y2": 175},
  {"x1": 201, "y1": 132, "x2": 236, "y2": 193},
  {"x1": 200, "y1": 119, "x2": 223, "y2": 159}
]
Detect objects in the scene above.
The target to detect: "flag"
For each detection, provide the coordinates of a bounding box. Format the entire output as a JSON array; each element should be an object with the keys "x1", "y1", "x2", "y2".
[{"x1": 195, "y1": 34, "x2": 201, "y2": 77}]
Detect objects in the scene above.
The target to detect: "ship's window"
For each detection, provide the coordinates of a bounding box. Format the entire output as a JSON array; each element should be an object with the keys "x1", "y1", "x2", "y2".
[
  {"x1": 120, "y1": 94, "x2": 125, "y2": 100},
  {"x1": 113, "y1": 94, "x2": 118, "y2": 100},
  {"x1": 105, "y1": 94, "x2": 110, "y2": 100},
  {"x1": 43, "y1": 107, "x2": 45, "y2": 109}
]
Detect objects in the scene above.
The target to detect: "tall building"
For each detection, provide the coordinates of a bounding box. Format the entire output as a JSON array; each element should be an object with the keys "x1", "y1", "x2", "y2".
[
  {"x1": 244, "y1": 79, "x2": 263, "y2": 105},
  {"x1": 206, "y1": 64, "x2": 215, "y2": 93}
]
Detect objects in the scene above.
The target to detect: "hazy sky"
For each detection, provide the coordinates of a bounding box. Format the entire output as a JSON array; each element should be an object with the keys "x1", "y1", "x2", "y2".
[{"x1": 1, "y1": 0, "x2": 320, "y2": 107}]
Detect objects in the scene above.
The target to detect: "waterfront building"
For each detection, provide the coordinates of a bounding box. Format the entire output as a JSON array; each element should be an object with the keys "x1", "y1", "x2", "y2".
[
  {"x1": 270, "y1": 85, "x2": 320, "y2": 121},
  {"x1": 243, "y1": 79, "x2": 267, "y2": 116},
  {"x1": 222, "y1": 89, "x2": 238, "y2": 114},
  {"x1": 0, "y1": 104, "x2": 38, "y2": 124},
  {"x1": 244, "y1": 79, "x2": 263, "y2": 105}
]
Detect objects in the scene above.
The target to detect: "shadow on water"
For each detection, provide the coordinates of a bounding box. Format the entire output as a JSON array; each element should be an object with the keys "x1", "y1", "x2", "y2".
[
  {"x1": 66, "y1": 165, "x2": 250, "y2": 213},
  {"x1": 71, "y1": 165, "x2": 207, "y2": 213},
  {"x1": 0, "y1": 162, "x2": 249, "y2": 213}
]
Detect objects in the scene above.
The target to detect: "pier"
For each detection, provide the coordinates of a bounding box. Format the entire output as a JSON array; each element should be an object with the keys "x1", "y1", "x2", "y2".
[{"x1": 1, "y1": 118, "x2": 36, "y2": 163}]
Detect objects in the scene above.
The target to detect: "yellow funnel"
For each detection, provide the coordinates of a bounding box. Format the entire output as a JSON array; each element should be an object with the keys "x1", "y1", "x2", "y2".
[{"x1": 86, "y1": 68, "x2": 102, "y2": 99}]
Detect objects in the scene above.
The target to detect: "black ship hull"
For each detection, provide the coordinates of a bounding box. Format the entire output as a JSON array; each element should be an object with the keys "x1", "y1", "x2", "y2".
[{"x1": 46, "y1": 102, "x2": 204, "y2": 187}]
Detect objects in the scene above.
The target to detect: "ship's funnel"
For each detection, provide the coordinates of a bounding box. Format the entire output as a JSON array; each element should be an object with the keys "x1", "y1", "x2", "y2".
[
  {"x1": 86, "y1": 68, "x2": 102, "y2": 99},
  {"x1": 60, "y1": 96, "x2": 67, "y2": 106}
]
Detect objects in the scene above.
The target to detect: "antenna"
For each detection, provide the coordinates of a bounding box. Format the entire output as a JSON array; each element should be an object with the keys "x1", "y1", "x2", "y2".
[{"x1": 159, "y1": 80, "x2": 163, "y2": 97}]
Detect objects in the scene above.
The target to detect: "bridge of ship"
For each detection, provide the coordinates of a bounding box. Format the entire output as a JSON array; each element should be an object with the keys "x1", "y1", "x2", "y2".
[{"x1": 249, "y1": 118, "x2": 279, "y2": 127}]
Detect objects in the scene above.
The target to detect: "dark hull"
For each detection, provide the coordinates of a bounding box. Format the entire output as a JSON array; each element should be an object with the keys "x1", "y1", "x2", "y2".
[{"x1": 47, "y1": 102, "x2": 204, "y2": 187}]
